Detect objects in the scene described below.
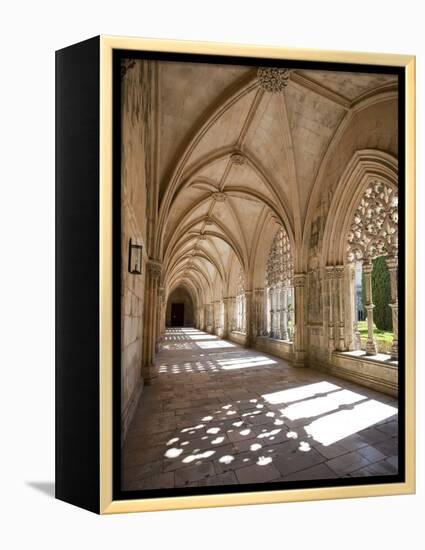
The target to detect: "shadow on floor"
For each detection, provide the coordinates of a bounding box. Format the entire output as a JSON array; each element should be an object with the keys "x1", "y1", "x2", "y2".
[{"x1": 26, "y1": 481, "x2": 55, "y2": 498}]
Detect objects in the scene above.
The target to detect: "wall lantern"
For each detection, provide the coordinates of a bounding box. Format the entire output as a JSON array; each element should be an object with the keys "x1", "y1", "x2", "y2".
[{"x1": 128, "y1": 238, "x2": 143, "y2": 274}]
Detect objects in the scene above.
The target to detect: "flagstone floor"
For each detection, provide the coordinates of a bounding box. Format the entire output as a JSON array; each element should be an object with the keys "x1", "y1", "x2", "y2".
[{"x1": 122, "y1": 328, "x2": 399, "y2": 491}]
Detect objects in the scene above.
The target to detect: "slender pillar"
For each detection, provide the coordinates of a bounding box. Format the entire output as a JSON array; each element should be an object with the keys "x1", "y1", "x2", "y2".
[
  {"x1": 348, "y1": 264, "x2": 361, "y2": 350},
  {"x1": 223, "y1": 297, "x2": 229, "y2": 338},
  {"x1": 273, "y1": 288, "x2": 278, "y2": 338},
  {"x1": 268, "y1": 288, "x2": 274, "y2": 338},
  {"x1": 293, "y1": 273, "x2": 306, "y2": 366},
  {"x1": 386, "y1": 255, "x2": 398, "y2": 360},
  {"x1": 253, "y1": 288, "x2": 265, "y2": 338},
  {"x1": 363, "y1": 260, "x2": 378, "y2": 355},
  {"x1": 335, "y1": 265, "x2": 346, "y2": 351},
  {"x1": 245, "y1": 290, "x2": 253, "y2": 347},
  {"x1": 281, "y1": 286, "x2": 289, "y2": 340},
  {"x1": 142, "y1": 259, "x2": 161, "y2": 384},
  {"x1": 325, "y1": 266, "x2": 335, "y2": 352},
  {"x1": 155, "y1": 285, "x2": 164, "y2": 352}
]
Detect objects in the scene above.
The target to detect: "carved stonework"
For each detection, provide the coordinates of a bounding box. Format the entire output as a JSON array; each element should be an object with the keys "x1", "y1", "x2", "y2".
[
  {"x1": 335, "y1": 265, "x2": 345, "y2": 278},
  {"x1": 265, "y1": 226, "x2": 293, "y2": 287},
  {"x1": 293, "y1": 274, "x2": 306, "y2": 288},
  {"x1": 199, "y1": 234, "x2": 207, "y2": 241},
  {"x1": 257, "y1": 67, "x2": 290, "y2": 93},
  {"x1": 237, "y1": 267, "x2": 245, "y2": 296},
  {"x1": 310, "y1": 217, "x2": 321, "y2": 249},
  {"x1": 230, "y1": 152, "x2": 245, "y2": 165},
  {"x1": 325, "y1": 266, "x2": 335, "y2": 279},
  {"x1": 347, "y1": 180, "x2": 398, "y2": 262},
  {"x1": 308, "y1": 270, "x2": 322, "y2": 323},
  {"x1": 147, "y1": 260, "x2": 162, "y2": 279}
]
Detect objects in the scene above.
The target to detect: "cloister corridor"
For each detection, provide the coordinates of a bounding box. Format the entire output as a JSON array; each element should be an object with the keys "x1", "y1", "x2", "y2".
[{"x1": 122, "y1": 328, "x2": 398, "y2": 491}]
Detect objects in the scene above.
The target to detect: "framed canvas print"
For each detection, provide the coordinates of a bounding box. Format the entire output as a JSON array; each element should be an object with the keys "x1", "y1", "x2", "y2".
[{"x1": 55, "y1": 36, "x2": 415, "y2": 514}]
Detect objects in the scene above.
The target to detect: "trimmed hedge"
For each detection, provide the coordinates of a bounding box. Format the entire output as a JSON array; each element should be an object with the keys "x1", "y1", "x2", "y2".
[{"x1": 362, "y1": 256, "x2": 393, "y2": 331}]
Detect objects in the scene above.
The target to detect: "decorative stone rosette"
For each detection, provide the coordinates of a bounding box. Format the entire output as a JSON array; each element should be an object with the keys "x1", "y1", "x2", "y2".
[{"x1": 257, "y1": 67, "x2": 290, "y2": 93}]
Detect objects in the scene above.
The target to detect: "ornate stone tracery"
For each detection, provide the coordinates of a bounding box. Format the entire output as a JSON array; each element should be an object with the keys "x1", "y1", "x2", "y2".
[
  {"x1": 266, "y1": 227, "x2": 293, "y2": 287},
  {"x1": 346, "y1": 179, "x2": 398, "y2": 359},
  {"x1": 265, "y1": 227, "x2": 294, "y2": 340},
  {"x1": 347, "y1": 180, "x2": 398, "y2": 263}
]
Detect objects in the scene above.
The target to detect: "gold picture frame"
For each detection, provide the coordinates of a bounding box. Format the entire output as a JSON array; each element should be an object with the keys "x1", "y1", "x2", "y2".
[{"x1": 56, "y1": 35, "x2": 415, "y2": 514}]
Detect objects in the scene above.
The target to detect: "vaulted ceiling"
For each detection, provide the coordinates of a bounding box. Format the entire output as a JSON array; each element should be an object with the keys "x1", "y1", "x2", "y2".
[{"x1": 156, "y1": 61, "x2": 398, "y2": 304}]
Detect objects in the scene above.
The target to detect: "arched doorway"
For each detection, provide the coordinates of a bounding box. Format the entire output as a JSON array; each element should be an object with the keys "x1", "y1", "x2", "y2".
[{"x1": 166, "y1": 287, "x2": 194, "y2": 327}]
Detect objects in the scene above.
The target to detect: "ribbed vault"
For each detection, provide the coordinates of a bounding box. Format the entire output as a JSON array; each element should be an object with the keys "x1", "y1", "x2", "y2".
[{"x1": 155, "y1": 63, "x2": 397, "y2": 305}]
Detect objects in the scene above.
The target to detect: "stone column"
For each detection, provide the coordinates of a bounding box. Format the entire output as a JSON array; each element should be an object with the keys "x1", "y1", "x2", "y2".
[
  {"x1": 261, "y1": 288, "x2": 268, "y2": 336},
  {"x1": 229, "y1": 297, "x2": 234, "y2": 331},
  {"x1": 211, "y1": 302, "x2": 215, "y2": 333},
  {"x1": 363, "y1": 260, "x2": 378, "y2": 355},
  {"x1": 155, "y1": 286, "x2": 164, "y2": 352},
  {"x1": 293, "y1": 273, "x2": 306, "y2": 366},
  {"x1": 273, "y1": 288, "x2": 278, "y2": 338},
  {"x1": 348, "y1": 264, "x2": 360, "y2": 350},
  {"x1": 142, "y1": 259, "x2": 161, "y2": 384},
  {"x1": 223, "y1": 297, "x2": 230, "y2": 338},
  {"x1": 275, "y1": 286, "x2": 282, "y2": 340},
  {"x1": 253, "y1": 288, "x2": 265, "y2": 338},
  {"x1": 335, "y1": 265, "x2": 346, "y2": 351},
  {"x1": 386, "y1": 255, "x2": 398, "y2": 360},
  {"x1": 287, "y1": 287, "x2": 293, "y2": 340},
  {"x1": 245, "y1": 290, "x2": 253, "y2": 347},
  {"x1": 268, "y1": 288, "x2": 274, "y2": 338},
  {"x1": 281, "y1": 286, "x2": 289, "y2": 340},
  {"x1": 325, "y1": 266, "x2": 335, "y2": 352},
  {"x1": 203, "y1": 304, "x2": 208, "y2": 331}
]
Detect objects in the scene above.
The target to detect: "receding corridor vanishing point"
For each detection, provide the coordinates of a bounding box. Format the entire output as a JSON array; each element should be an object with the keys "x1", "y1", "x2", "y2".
[{"x1": 122, "y1": 328, "x2": 398, "y2": 490}]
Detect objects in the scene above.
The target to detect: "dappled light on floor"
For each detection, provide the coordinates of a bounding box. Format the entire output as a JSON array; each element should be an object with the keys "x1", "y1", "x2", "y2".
[{"x1": 122, "y1": 328, "x2": 399, "y2": 491}]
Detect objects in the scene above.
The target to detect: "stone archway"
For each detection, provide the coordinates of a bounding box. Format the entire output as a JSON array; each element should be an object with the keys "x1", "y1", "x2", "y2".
[{"x1": 166, "y1": 286, "x2": 194, "y2": 327}]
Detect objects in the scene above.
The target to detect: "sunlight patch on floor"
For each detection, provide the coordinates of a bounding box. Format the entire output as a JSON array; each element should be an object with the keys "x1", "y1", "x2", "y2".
[
  {"x1": 280, "y1": 389, "x2": 365, "y2": 421},
  {"x1": 305, "y1": 399, "x2": 398, "y2": 446},
  {"x1": 262, "y1": 381, "x2": 339, "y2": 405}
]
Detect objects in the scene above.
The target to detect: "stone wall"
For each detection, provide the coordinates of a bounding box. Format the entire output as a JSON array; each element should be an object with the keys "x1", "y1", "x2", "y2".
[
  {"x1": 229, "y1": 331, "x2": 247, "y2": 346},
  {"x1": 255, "y1": 337, "x2": 293, "y2": 362},
  {"x1": 120, "y1": 59, "x2": 149, "y2": 441}
]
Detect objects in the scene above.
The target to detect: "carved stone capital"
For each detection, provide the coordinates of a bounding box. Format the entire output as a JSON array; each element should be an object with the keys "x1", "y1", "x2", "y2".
[
  {"x1": 335, "y1": 265, "x2": 345, "y2": 279},
  {"x1": 147, "y1": 260, "x2": 162, "y2": 279},
  {"x1": 325, "y1": 266, "x2": 335, "y2": 279},
  {"x1": 385, "y1": 255, "x2": 398, "y2": 271},
  {"x1": 257, "y1": 67, "x2": 290, "y2": 93},
  {"x1": 293, "y1": 273, "x2": 306, "y2": 288},
  {"x1": 362, "y1": 260, "x2": 373, "y2": 275}
]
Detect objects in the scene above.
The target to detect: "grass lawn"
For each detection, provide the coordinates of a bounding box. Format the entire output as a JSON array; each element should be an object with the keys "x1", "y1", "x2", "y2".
[{"x1": 357, "y1": 320, "x2": 393, "y2": 346}]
